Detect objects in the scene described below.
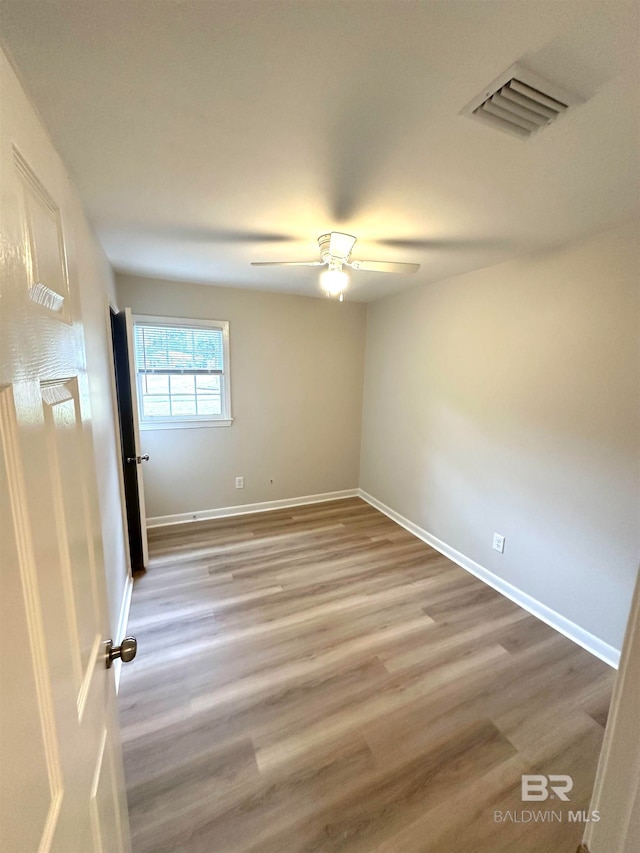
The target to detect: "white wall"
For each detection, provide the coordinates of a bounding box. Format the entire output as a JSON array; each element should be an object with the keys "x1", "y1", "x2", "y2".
[
  {"x1": 116, "y1": 274, "x2": 367, "y2": 520},
  {"x1": 0, "y1": 49, "x2": 130, "y2": 638},
  {"x1": 360, "y1": 220, "x2": 640, "y2": 651}
]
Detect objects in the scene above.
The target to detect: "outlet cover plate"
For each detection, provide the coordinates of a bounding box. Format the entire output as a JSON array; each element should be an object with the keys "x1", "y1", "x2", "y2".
[{"x1": 493, "y1": 533, "x2": 505, "y2": 553}]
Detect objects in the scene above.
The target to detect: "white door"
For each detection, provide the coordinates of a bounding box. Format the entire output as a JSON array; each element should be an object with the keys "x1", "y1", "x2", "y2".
[{"x1": 0, "y1": 58, "x2": 132, "y2": 853}]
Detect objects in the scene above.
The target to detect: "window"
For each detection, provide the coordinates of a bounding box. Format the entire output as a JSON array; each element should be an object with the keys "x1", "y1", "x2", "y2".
[{"x1": 133, "y1": 316, "x2": 232, "y2": 429}]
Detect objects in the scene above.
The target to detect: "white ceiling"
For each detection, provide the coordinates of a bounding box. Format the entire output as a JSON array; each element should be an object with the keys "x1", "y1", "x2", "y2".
[{"x1": 1, "y1": 1, "x2": 638, "y2": 301}]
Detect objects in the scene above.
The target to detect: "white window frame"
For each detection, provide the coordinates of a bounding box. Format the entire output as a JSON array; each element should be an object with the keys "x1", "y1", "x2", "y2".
[{"x1": 133, "y1": 314, "x2": 233, "y2": 430}]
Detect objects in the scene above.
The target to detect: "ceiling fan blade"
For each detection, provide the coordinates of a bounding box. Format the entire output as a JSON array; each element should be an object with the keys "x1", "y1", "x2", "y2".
[
  {"x1": 156, "y1": 226, "x2": 296, "y2": 244},
  {"x1": 328, "y1": 232, "x2": 357, "y2": 258},
  {"x1": 251, "y1": 260, "x2": 325, "y2": 267},
  {"x1": 328, "y1": 74, "x2": 414, "y2": 222},
  {"x1": 375, "y1": 237, "x2": 508, "y2": 250},
  {"x1": 349, "y1": 260, "x2": 420, "y2": 274},
  {"x1": 202, "y1": 229, "x2": 295, "y2": 244}
]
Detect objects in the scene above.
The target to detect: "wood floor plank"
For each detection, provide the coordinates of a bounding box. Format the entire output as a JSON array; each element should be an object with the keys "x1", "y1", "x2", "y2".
[{"x1": 119, "y1": 497, "x2": 614, "y2": 852}]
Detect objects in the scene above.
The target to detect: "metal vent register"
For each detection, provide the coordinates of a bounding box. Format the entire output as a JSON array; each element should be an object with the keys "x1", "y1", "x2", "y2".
[{"x1": 462, "y1": 63, "x2": 583, "y2": 139}]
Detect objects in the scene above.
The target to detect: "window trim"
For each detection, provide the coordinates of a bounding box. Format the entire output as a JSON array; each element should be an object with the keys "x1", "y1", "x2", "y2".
[{"x1": 132, "y1": 314, "x2": 233, "y2": 430}]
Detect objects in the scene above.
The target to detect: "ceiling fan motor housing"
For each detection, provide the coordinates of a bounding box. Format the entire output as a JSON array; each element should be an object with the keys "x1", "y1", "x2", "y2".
[
  {"x1": 318, "y1": 232, "x2": 357, "y2": 263},
  {"x1": 318, "y1": 233, "x2": 333, "y2": 261}
]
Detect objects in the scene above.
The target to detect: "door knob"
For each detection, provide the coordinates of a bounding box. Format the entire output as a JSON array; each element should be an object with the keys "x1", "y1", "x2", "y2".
[
  {"x1": 126, "y1": 454, "x2": 149, "y2": 464},
  {"x1": 105, "y1": 636, "x2": 137, "y2": 668}
]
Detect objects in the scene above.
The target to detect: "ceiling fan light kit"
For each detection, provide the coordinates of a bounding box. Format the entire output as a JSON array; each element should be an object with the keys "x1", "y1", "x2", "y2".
[
  {"x1": 251, "y1": 231, "x2": 420, "y2": 301},
  {"x1": 320, "y1": 266, "x2": 349, "y2": 297}
]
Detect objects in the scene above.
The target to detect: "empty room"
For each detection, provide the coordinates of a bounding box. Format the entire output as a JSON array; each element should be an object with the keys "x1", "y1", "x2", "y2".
[{"x1": 1, "y1": 2, "x2": 639, "y2": 852}]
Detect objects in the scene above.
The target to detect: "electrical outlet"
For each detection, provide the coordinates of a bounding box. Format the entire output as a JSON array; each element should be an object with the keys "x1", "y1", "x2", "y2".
[
  {"x1": 493, "y1": 533, "x2": 505, "y2": 554},
  {"x1": 235, "y1": 476, "x2": 244, "y2": 489}
]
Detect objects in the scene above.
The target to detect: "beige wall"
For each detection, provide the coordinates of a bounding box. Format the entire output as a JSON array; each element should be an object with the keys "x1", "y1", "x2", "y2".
[
  {"x1": 115, "y1": 274, "x2": 367, "y2": 519},
  {"x1": 360, "y1": 220, "x2": 640, "y2": 650}
]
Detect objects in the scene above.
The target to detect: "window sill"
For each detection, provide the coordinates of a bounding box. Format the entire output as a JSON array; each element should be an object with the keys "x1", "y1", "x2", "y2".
[{"x1": 139, "y1": 418, "x2": 234, "y2": 431}]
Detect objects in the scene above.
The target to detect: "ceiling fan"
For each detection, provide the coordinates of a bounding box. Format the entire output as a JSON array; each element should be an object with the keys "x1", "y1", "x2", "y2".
[{"x1": 251, "y1": 232, "x2": 420, "y2": 301}]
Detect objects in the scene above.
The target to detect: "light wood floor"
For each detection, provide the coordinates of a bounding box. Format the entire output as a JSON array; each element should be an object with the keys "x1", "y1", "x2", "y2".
[{"x1": 119, "y1": 498, "x2": 614, "y2": 853}]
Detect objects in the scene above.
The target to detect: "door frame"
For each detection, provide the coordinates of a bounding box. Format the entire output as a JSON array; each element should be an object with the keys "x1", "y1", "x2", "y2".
[
  {"x1": 583, "y1": 568, "x2": 640, "y2": 852},
  {"x1": 105, "y1": 297, "x2": 134, "y2": 688},
  {"x1": 108, "y1": 304, "x2": 148, "y2": 574}
]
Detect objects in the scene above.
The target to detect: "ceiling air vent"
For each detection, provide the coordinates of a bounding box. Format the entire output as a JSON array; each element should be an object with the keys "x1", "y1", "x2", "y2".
[{"x1": 461, "y1": 63, "x2": 583, "y2": 139}]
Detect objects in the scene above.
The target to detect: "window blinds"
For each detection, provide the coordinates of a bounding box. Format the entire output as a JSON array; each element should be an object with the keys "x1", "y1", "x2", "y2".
[{"x1": 134, "y1": 324, "x2": 224, "y2": 375}]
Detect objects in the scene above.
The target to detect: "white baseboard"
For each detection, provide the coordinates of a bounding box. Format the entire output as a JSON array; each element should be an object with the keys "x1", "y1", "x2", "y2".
[
  {"x1": 113, "y1": 573, "x2": 133, "y2": 694},
  {"x1": 358, "y1": 489, "x2": 620, "y2": 669},
  {"x1": 146, "y1": 489, "x2": 359, "y2": 529}
]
